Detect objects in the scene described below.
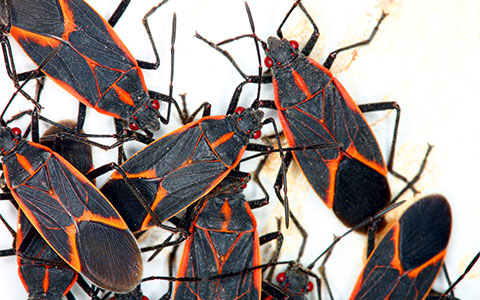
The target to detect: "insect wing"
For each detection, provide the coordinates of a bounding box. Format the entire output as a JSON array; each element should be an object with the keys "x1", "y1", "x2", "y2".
[
  {"x1": 9, "y1": 0, "x2": 154, "y2": 122},
  {"x1": 349, "y1": 195, "x2": 452, "y2": 300},
  {"x1": 174, "y1": 193, "x2": 261, "y2": 299},
  {"x1": 274, "y1": 55, "x2": 386, "y2": 209},
  {"x1": 3, "y1": 141, "x2": 142, "y2": 292},
  {"x1": 102, "y1": 117, "x2": 247, "y2": 232},
  {"x1": 16, "y1": 210, "x2": 77, "y2": 299}
]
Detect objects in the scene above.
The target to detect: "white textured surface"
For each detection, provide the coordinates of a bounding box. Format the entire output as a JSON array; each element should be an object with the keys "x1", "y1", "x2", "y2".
[{"x1": 0, "y1": 0, "x2": 478, "y2": 299}]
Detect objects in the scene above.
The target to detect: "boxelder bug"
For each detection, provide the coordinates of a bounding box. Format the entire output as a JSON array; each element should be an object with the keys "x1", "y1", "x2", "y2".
[
  {"x1": 0, "y1": 80, "x2": 96, "y2": 299},
  {"x1": 262, "y1": 262, "x2": 320, "y2": 300},
  {"x1": 150, "y1": 186, "x2": 402, "y2": 300},
  {"x1": 3, "y1": 107, "x2": 170, "y2": 298},
  {"x1": 0, "y1": 0, "x2": 174, "y2": 132},
  {"x1": 100, "y1": 4, "x2": 340, "y2": 234},
  {"x1": 140, "y1": 170, "x2": 283, "y2": 300},
  {"x1": 18, "y1": 120, "x2": 92, "y2": 300},
  {"x1": 0, "y1": 118, "x2": 109, "y2": 299},
  {"x1": 0, "y1": 110, "x2": 143, "y2": 292},
  {"x1": 259, "y1": 201, "x2": 404, "y2": 300},
  {"x1": 195, "y1": 0, "x2": 431, "y2": 238},
  {"x1": 0, "y1": 211, "x2": 90, "y2": 300},
  {"x1": 140, "y1": 199, "x2": 400, "y2": 300},
  {"x1": 100, "y1": 106, "x2": 288, "y2": 233},
  {"x1": 172, "y1": 172, "x2": 264, "y2": 299},
  {"x1": 8, "y1": 211, "x2": 97, "y2": 300},
  {"x1": 349, "y1": 195, "x2": 452, "y2": 300},
  {"x1": 259, "y1": 217, "x2": 321, "y2": 300}
]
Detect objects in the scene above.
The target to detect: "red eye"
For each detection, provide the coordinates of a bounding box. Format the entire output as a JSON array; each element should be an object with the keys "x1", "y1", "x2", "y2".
[
  {"x1": 129, "y1": 123, "x2": 139, "y2": 131},
  {"x1": 306, "y1": 281, "x2": 314, "y2": 292},
  {"x1": 151, "y1": 99, "x2": 160, "y2": 110},
  {"x1": 253, "y1": 130, "x2": 261, "y2": 139},
  {"x1": 289, "y1": 40, "x2": 299, "y2": 49},
  {"x1": 12, "y1": 127, "x2": 21, "y2": 136},
  {"x1": 264, "y1": 57, "x2": 273, "y2": 68},
  {"x1": 235, "y1": 106, "x2": 245, "y2": 114},
  {"x1": 276, "y1": 272, "x2": 286, "y2": 283}
]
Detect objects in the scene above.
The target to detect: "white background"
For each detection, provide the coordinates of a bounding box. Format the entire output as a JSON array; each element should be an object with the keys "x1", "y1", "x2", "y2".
[{"x1": 0, "y1": 0, "x2": 479, "y2": 299}]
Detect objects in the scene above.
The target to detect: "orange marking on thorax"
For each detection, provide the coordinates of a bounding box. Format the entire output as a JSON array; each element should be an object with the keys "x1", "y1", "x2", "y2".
[
  {"x1": 220, "y1": 200, "x2": 232, "y2": 231},
  {"x1": 291, "y1": 69, "x2": 311, "y2": 98},
  {"x1": 211, "y1": 132, "x2": 235, "y2": 149},
  {"x1": 15, "y1": 153, "x2": 35, "y2": 175},
  {"x1": 42, "y1": 269, "x2": 50, "y2": 294},
  {"x1": 113, "y1": 84, "x2": 135, "y2": 106}
]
